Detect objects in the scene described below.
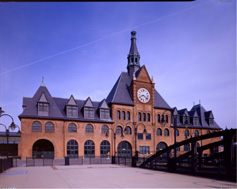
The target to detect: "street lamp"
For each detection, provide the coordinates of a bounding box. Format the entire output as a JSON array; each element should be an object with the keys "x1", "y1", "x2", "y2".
[{"x1": 105, "y1": 127, "x2": 124, "y2": 157}]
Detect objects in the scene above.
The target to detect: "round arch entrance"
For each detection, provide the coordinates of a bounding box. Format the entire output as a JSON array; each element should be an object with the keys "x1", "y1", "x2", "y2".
[
  {"x1": 32, "y1": 139, "x2": 54, "y2": 159},
  {"x1": 117, "y1": 141, "x2": 132, "y2": 157},
  {"x1": 156, "y1": 142, "x2": 168, "y2": 157}
]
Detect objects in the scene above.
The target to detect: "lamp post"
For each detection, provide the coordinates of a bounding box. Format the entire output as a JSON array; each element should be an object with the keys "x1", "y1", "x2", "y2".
[
  {"x1": 0, "y1": 107, "x2": 20, "y2": 158},
  {"x1": 105, "y1": 127, "x2": 124, "y2": 158},
  {"x1": 126, "y1": 122, "x2": 147, "y2": 158},
  {"x1": 173, "y1": 115, "x2": 177, "y2": 159}
]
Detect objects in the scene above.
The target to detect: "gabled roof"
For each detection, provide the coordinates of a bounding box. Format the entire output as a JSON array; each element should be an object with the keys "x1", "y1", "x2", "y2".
[
  {"x1": 19, "y1": 85, "x2": 64, "y2": 118},
  {"x1": 99, "y1": 99, "x2": 109, "y2": 109},
  {"x1": 106, "y1": 72, "x2": 134, "y2": 106},
  {"x1": 188, "y1": 109, "x2": 199, "y2": 117},
  {"x1": 84, "y1": 97, "x2": 94, "y2": 107},
  {"x1": 191, "y1": 104, "x2": 220, "y2": 129},
  {"x1": 204, "y1": 111, "x2": 214, "y2": 119},
  {"x1": 67, "y1": 95, "x2": 77, "y2": 106},
  {"x1": 178, "y1": 108, "x2": 189, "y2": 116}
]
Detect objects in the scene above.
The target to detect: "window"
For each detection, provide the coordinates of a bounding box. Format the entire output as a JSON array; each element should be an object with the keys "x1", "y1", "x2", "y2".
[
  {"x1": 85, "y1": 124, "x2": 94, "y2": 133},
  {"x1": 84, "y1": 140, "x2": 95, "y2": 158},
  {"x1": 138, "y1": 133, "x2": 143, "y2": 140},
  {"x1": 165, "y1": 115, "x2": 168, "y2": 123},
  {"x1": 146, "y1": 133, "x2": 151, "y2": 140},
  {"x1": 158, "y1": 114, "x2": 160, "y2": 122},
  {"x1": 183, "y1": 116, "x2": 186, "y2": 124},
  {"x1": 45, "y1": 122, "x2": 54, "y2": 132},
  {"x1": 116, "y1": 126, "x2": 122, "y2": 134},
  {"x1": 38, "y1": 102, "x2": 49, "y2": 116},
  {"x1": 176, "y1": 146, "x2": 180, "y2": 152},
  {"x1": 124, "y1": 126, "x2": 132, "y2": 135},
  {"x1": 117, "y1": 110, "x2": 120, "y2": 120},
  {"x1": 122, "y1": 111, "x2": 125, "y2": 120},
  {"x1": 138, "y1": 112, "x2": 141, "y2": 121},
  {"x1": 164, "y1": 129, "x2": 169, "y2": 136},
  {"x1": 209, "y1": 118, "x2": 214, "y2": 125},
  {"x1": 84, "y1": 107, "x2": 94, "y2": 118},
  {"x1": 193, "y1": 117, "x2": 199, "y2": 126},
  {"x1": 100, "y1": 140, "x2": 110, "y2": 157},
  {"x1": 184, "y1": 144, "x2": 190, "y2": 151},
  {"x1": 101, "y1": 125, "x2": 109, "y2": 133},
  {"x1": 67, "y1": 106, "x2": 78, "y2": 117},
  {"x1": 157, "y1": 128, "x2": 162, "y2": 136},
  {"x1": 67, "y1": 140, "x2": 78, "y2": 158},
  {"x1": 100, "y1": 109, "x2": 110, "y2": 119},
  {"x1": 38, "y1": 103, "x2": 48, "y2": 112},
  {"x1": 139, "y1": 146, "x2": 150, "y2": 154},
  {"x1": 175, "y1": 129, "x2": 179, "y2": 136},
  {"x1": 207, "y1": 130, "x2": 210, "y2": 134},
  {"x1": 194, "y1": 130, "x2": 199, "y2": 137},
  {"x1": 143, "y1": 113, "x2": 146, "y2": 121},
  {"x1": 161, "y1": 115, "x2": 164, "y2": 122},
  {"x1": 185, "y1": 129, "x2": 189, "y2": 138},
  {"x1": 196, "y1": 142, "x2": 200, "y2": 148},
  {"x1": 32, "y1": 121, "x2": 42, "y2": 131},
  {"x1": 147, "y1": 113, "x2": 150, "y2": 122},
  {"x1": 127, "y1": 111, "x2": 130, "y2": 120},
  {"x1": 68, "y1": 123, "x2": 77, "y2": 132}
]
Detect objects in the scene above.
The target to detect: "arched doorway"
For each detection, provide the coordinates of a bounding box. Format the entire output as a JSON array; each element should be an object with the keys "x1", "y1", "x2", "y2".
[
  {"x1": 32, "y1": 139, "x2": 54, "y2": 159},
  {"x1": 100, "y1": 140, "x2": 110, "y2": 157},
  {"x1": 67, "y1": 140, "x2": 78, "y2": 158},
  {"x1": 156, "y1": 142, "x2": 168, "y2": 157},
  {"x1": 117, "y1": 141, "x2": 132, "y2": 157},
  {"x1": 84, "y1": 140, "x2": 95, "y2": 158}
]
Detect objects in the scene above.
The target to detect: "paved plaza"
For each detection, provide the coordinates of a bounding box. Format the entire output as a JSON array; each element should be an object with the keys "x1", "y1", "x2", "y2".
[{"x1": 0, "y1": 164, "x2": 236, "y2": 188}]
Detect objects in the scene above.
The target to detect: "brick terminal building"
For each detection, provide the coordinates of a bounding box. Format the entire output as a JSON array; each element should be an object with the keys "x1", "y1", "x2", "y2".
[{"x1": 18, "y1": 31, "x2": 221, "y2": 159}]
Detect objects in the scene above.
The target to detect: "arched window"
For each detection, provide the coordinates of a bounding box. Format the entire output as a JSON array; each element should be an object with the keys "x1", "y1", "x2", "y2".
[
  {"x1": 158, "y1": 114, "x2": 161, "y2": 122},
  {"x1": 84, "y1": 140, "x2": 95, "y2": 158},
  {"x1": 85, "y1": 124, "x2": 94, "y2": 133},
  {"x1": 127, "y1": 111, "x2": 130, "y2": 120},
  {"x1": 165, "y1": 115, "x2": 168, "y2": 123},
  {"x1": 194, "y1": 130, "x2": 199, "y2": 137},
  {"x1": 185, "y1": 129, "x2": 189, "y2": 138},
  {"x1": 143, "y1": 113, "x2": 146, "y2": 121},
  {"x1": 138, "y1": 112, "x2": 141, "y2": 121},
  {"x1": 45, "y1": 122, "x2": 54, "y2": 132},
  {"x1": 32, "y1": 121, "x2": 42, "y2": 131},
  {"x1": 100, "y1": 140, "x2": 110, "y2": 157},
  {"x1": 116, "y1": 126, "x2": 122, "y2": 134},
  {"x1": 184, "y1": 144, "x2": 190, "y2": 151},
  {"x1": 67, "y1": 140, "x2": 78, "y2": 158},
  {"x1": 156, "y1": 142, "x2": 168, "y2": 157},
  {"x1": 175, "y1": 129, "x2": 179, "y2": 136},
  {"x1": 147, "y1": 113, "x2": 150, "y2": 122},
  {"x1": 117, "y1": 110, "x2": 120, "y2": 120},
  {"x1": 161, "y1": 115, "x2": 164, "y2": 122},
  {"x1": 122, "y1": 111, "x2": 125, "y2": 120},
  {"x1": 164, "y1": 129, "x2": 169, "y2": 136},
  {"x1": 157, "y1": 128, "x2": 162, "y2": 136},
  {"x1": 124, "y1": 126, "x2": 132, "y2": 135},
  {"x1": 68, "y1": 123, "x2": 77, "y2": 132},
  {"x1": 101, "y1": 125, "x2": 109, "y2": 133}
]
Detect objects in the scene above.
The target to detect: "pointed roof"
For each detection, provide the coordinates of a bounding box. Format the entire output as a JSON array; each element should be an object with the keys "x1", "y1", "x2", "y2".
[
  {"x1": 84, "y1": 97, "x2": 94, "y2": 107},
  {"x1": 99, "y1": 99, "x2": 109, "y2": 109},
  {"x1": 19, "y1": 85, "x2": 64, "y2": 119},
  {"x1": 178, "y1": 108, "x2": 189, "y2": 116},
  {"x1": 129, "y1": 31, "x2": 139, "y2": 56},
  {"x1": 67, "y1": 95, "x2": 77, "y2": 106}
]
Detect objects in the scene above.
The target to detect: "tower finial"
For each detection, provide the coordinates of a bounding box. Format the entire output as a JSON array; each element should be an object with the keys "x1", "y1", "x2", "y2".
[
  {"x1": 127, "y1": 31, "x2": 140, "y2": 78},
  {"x1": 41, "y1": 77, "x2": 45, "y2": 86}
]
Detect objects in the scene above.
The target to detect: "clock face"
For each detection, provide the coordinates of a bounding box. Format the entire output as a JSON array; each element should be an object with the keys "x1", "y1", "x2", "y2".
[{"x1": 137, "y1": 88, "x2": 150, "y2": 103}]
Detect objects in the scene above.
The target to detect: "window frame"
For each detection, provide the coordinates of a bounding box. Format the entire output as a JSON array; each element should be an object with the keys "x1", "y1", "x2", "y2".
[
  {"x1": 45, "y1": 122, "x2": 54, "y2": 132},
  {"x1": 85, "y1": 124, "x2": 94, "y2": 133}
]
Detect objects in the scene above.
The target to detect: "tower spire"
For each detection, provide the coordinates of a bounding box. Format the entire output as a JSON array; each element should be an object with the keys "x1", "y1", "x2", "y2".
[{"x1": 127, "y1": 31, "x2": 140, "y2": 78}]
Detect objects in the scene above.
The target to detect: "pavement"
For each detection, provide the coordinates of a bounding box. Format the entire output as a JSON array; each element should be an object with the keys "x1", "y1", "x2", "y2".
[{"x1": 0, "y1": 164, "x2": 236, "y2": 188}]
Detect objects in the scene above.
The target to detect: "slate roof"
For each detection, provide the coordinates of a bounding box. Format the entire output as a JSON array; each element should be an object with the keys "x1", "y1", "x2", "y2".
[
  {"x1": 106, "y1": 71, "x2": 171, "y2": 110},
  {"x1": 19, "y1": 86, "x2": 113, "y2": 123},
  {"x1": 171, "y1": 104, "x2": 221, "y2": 130}
]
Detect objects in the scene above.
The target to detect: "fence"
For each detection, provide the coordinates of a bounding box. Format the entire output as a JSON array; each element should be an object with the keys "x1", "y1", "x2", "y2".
[
  {"x1": 26, "y1": 157, "x2": 53, "y2": 167},
  {"x1": 0, "y1": 158, "x2": 13, "y2": 173}
]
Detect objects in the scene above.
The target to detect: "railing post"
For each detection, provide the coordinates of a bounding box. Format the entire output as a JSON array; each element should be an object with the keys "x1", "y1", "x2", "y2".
[{"x1": 191, "y1": 141, "x2": 197, "y2": 175}]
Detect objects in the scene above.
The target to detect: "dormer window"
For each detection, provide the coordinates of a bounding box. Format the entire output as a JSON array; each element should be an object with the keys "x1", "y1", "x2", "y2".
[
  {"x1": 193, "y1": 117, "x2": 199, "y2": 126},
  {"x1": 38, "y1": 102, "x2": 49, "y2": 116},
  {"x1": 209, "y1": 118, "x2": 214, "y2": 125},
  {"x1": 66, "y1": 106, "x2": 78, "y2": 118},
  {"x1": 84, "y1": 107, "x2": 94, "y2": 118},
  {"x1": 100, "y1": 109, "x2": 110, "y2": 119}
]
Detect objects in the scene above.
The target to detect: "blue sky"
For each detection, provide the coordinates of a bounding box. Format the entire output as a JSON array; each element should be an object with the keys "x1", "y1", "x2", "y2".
[{"x1": 0, "y1": 0, "x2": 236, "y2": 131}]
